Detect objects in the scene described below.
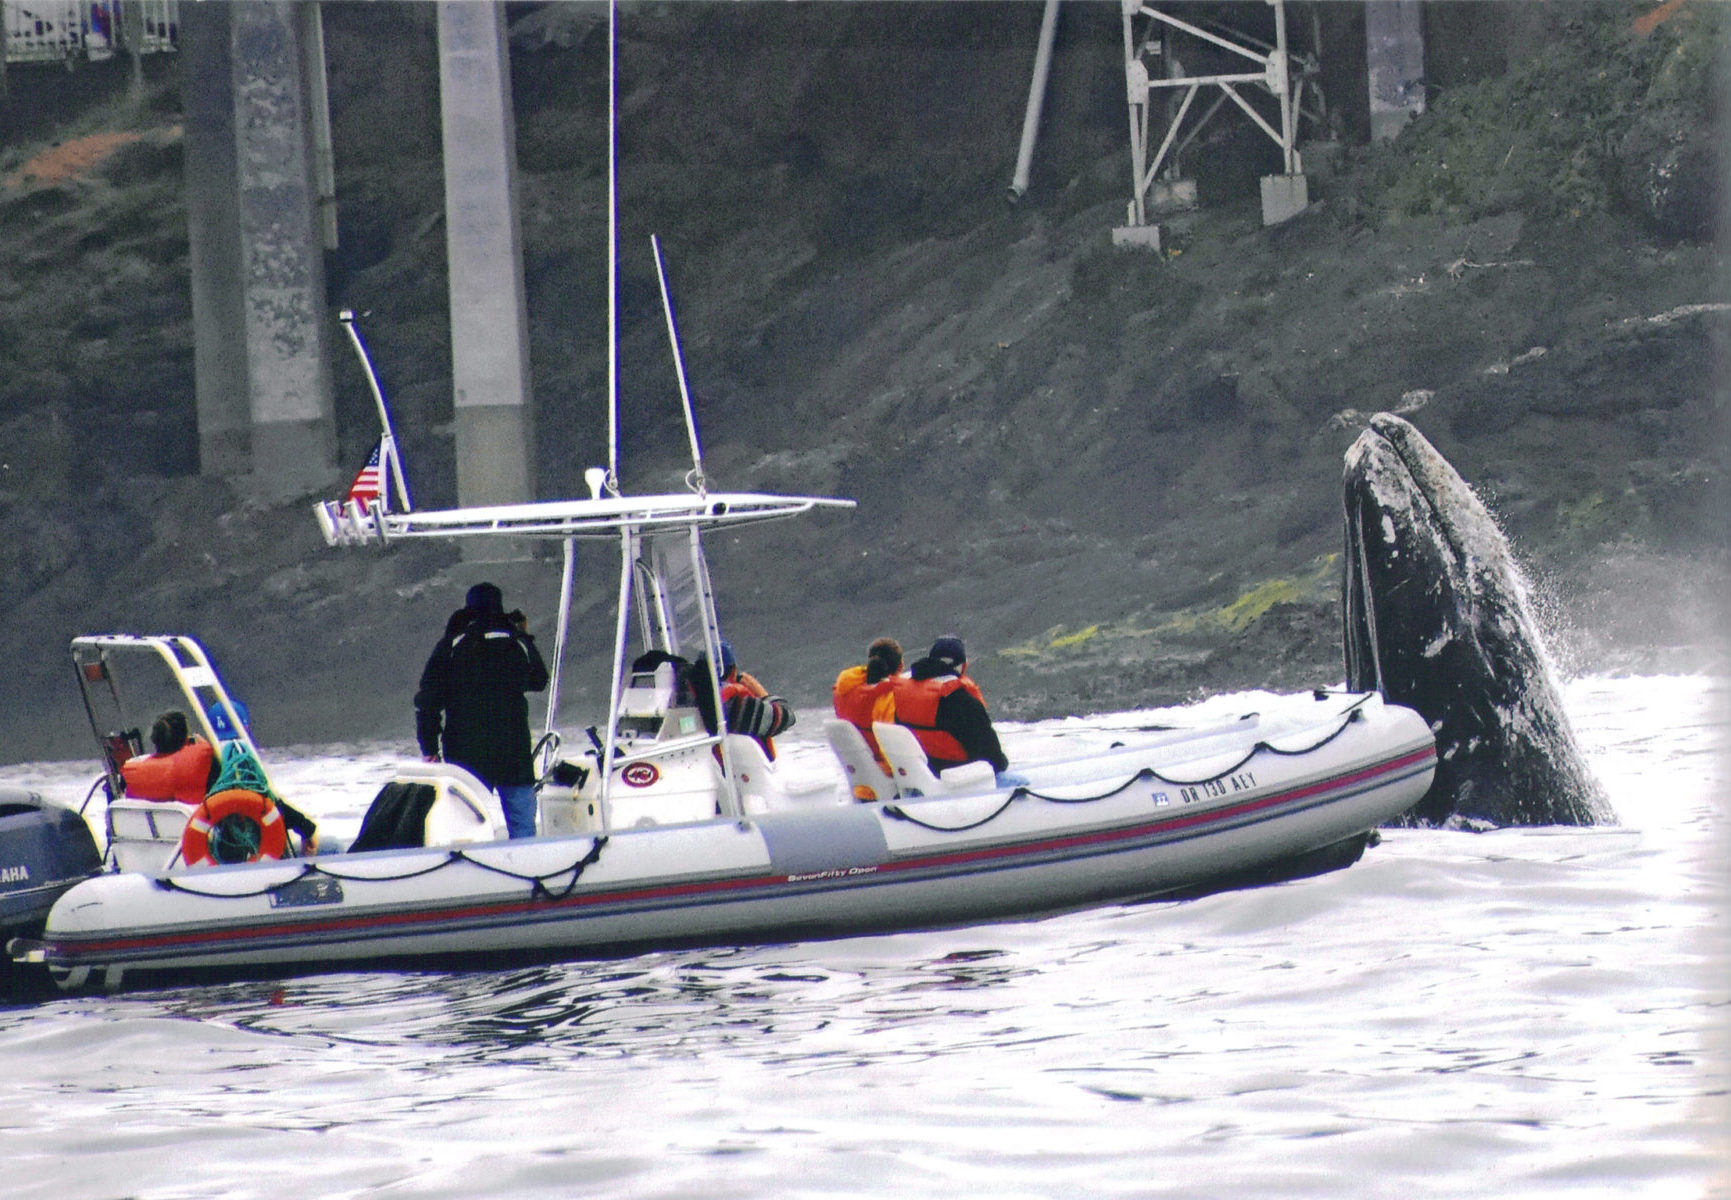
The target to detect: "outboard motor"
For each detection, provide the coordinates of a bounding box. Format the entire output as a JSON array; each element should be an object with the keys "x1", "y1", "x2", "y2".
[{"x1": 0, "y1": 786, "x2": 104, "y2": 940}]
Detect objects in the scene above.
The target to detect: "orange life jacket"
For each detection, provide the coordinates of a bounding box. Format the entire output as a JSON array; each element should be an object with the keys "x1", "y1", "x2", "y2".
[
  {"x1": 833, "y1": 665, "x2": 899, "y2": 766},
  {"x1": 120, "y1": 738, "x2": 215, "y2": 805},
  {"x1": 891, "y1": 674, "x2": 984, "y2": 768}
]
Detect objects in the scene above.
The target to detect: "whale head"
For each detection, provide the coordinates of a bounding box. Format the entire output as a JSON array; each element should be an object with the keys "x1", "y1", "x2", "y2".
[{"x1": 1342, "y1": 414, "x2": 1612, "y2": 826}]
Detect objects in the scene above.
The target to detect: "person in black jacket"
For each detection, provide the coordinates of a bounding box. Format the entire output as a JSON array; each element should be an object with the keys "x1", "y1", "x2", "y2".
[
  {"x1": 414, "y1": 582, "x2": 550, "y2": 838},
  {"x1": 892, "y1": 635, "x2": 1026, "y2": 786}
]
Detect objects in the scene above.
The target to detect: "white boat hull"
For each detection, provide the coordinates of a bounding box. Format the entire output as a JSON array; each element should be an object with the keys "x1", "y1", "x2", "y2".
[{"x1": 24, "y1": 693, "x2": 1434, "y2": 988}]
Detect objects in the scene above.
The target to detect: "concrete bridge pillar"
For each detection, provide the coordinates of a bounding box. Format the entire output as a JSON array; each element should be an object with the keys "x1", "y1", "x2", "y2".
[
  {"x1": 437, "y1": 2, "x2": 535, "y2": 511},
  {"x1": 182, "y1": 0, "x2": 336, "y2": 498},
  {"x1": 181, "y1": 2, "x2": 250, "y2": 478},
  {"x1": 1365, "y1": 0, "x2": 1426, "y2": 142}
]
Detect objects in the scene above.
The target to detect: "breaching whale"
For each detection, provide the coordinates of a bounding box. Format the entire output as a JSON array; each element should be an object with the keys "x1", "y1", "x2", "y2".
[{"x1": 1341, "y1": 413, "x2": 1612, "y2": 826}]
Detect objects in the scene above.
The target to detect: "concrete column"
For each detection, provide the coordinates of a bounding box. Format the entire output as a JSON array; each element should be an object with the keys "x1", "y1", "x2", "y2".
[
  {"x1": 1365, "y1": 0, "x2": 1425, "y2": 142},
  {"x1": 231, "y1": 1, "x2": 337, "y2": 499},
  {"x1": 184, "y1": 1, "x2": 337, "y2": 495},
  {"x1": 438, "y1": 1, "x2": 535, "y2": 510},
  {"x1": 180, "y1": 2, "x2": 251, "y2": 477}
]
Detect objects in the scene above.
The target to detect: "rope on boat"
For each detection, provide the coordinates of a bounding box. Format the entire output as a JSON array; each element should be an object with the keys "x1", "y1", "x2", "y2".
[
  {"x1": 79, "y1": 775, "x2": 107, "y2": 817},
  {"x1": 295, "y1": 854, "x2": 464, "y2": 884},
  {"x1": 883, "y1": 792, "x2": 1022, "y2": 833},
  {"x1": 151, "y1": 861, "x2": 328, "y2": 898},
  {"x1": 459, "y1": 835, "x2": 609, "y2": 900},
  {"x1": 1021, "y1": 768, "x2": 1158, "y2": 805},
  {"x1": 1131, "y1": 703, "x2": 1370, "y2": 791},
  {"x1": 881, "y1": 699, "x2": 1375, "y2": 834},
  {"x1": 148, "y1": 837, "x2": 611, "y2": 901}
]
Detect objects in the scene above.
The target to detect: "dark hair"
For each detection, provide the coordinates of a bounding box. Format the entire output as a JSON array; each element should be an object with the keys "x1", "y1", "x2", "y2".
[
  {"x1": 149, "y1": 710, "x2": 190, "y2": 756},
  {"x1": 865, "y1": 637, "x2": 903, "y2": 684}
]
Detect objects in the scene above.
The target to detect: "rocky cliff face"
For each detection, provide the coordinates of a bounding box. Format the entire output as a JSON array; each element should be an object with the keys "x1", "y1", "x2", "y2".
[{"x1": 0, "y1": 2, "x2": 1724, "y2": 764}]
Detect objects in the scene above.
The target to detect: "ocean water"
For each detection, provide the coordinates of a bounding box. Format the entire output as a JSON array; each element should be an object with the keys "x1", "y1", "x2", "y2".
[{"x1": 1, "y1": 676, "x2": 1725, "y2": 1200}]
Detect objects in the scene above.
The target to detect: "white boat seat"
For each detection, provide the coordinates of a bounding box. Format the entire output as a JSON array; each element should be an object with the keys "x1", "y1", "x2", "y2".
[
  {"x1": 106, "y1": 797, "x2": 198, "y2": 872},
  {"x1": 387, "y1": 761, "x2": 508, "y2": 844},
  {"x1": 823, "y1": 718, "x2": 896, "y2": 802},
  {"x1": 871, "y1": 722, "x2": 998, "y2": 797},
  {"x1": 724, "y1": 734, "x2": 788, "y2": 814}
]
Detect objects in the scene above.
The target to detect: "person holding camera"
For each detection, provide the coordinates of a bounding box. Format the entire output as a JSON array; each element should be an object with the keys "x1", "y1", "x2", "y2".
[{"x1": 414, "y1": 581, "x2": 550, "y2": 838}]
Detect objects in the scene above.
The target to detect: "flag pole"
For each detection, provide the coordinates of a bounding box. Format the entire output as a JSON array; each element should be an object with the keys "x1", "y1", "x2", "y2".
[{"x1": 339, "y1": 308, "x2": 413, "y2": 513}]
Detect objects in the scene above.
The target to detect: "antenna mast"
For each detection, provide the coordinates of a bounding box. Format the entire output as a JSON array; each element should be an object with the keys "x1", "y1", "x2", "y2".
[
  {"x1": 652, "y1": 234, "x2": 707, "y2": 495},
  {"x1": 604, "y1": 0, "x2": 621, "y2": 496}
]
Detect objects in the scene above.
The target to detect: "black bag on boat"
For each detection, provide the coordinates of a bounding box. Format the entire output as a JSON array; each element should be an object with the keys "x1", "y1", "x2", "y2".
[{"x1": 349, "y1": 782, "x2": 439, "y2": 853}]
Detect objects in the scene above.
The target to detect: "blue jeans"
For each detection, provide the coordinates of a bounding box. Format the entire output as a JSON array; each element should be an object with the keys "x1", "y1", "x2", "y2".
[{"x1": 497, "y1": 784, "x2": 539, "y2": 839}]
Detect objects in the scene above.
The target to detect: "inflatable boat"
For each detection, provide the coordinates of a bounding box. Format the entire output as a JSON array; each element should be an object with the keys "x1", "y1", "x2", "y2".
[
  {"x1": 7, "y1": 481, "x2": 1434, "y2": 993},
  {"x1": 14, "y1": 653, "x2": 1431, "y2": 990}
]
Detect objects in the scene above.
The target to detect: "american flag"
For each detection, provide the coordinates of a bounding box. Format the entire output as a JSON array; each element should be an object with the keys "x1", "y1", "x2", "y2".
[{"x1": 346, "y1": 442, "x2": 383, "y2": 507}]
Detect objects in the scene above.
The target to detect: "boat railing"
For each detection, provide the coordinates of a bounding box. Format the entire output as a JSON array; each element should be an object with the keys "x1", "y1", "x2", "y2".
[
  {"x1": 607, "y1": 733, "x2": 718, "y2": 768},
  {"x1": 70, "y1": 634, "x2": 269, "y2": 796},
  {"x1": 316, "y1": 492, "x2": 853, "y2": 548}
]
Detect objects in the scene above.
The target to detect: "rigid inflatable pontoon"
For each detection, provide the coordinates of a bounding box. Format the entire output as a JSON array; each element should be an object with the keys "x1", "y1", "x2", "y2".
[{"x1": 8, "y1": 470, "x2": 1434, "y2": 992}]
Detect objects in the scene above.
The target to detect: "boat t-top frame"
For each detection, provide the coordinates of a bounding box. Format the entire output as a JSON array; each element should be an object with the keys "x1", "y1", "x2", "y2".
[
  {"x1": 70, "y1": 634, "x2": 271, "y2": 803},
  {"x1": 317, "y1": 485, "x2": 851, "y2": 823},
  {"x1": 315, "y1": 1, "x2": 852, "y2": 825}
]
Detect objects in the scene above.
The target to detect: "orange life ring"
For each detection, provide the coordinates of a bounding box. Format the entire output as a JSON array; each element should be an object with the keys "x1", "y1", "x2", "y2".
[{"x1": 180, "y1": 789, "x2": 287, "y2": 867}]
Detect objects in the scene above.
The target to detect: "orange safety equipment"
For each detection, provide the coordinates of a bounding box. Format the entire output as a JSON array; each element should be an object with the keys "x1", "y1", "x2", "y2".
[
  {"x1": 832, "y1": 665, "x2": 899, "y2": 765},
  {"x1": 890, "y1": 674, "x2": 985, "y2": 768},
  {"x1": 180, "y1": 789, "x2": 288, "y2": 868},
  {"x1": 119, "y1": 739, "x2": 216, "y2": 805}
]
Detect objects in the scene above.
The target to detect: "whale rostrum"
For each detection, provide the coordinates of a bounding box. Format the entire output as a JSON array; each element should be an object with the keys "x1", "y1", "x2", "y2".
[{"x1": 1342, "y1": 413, "x2": 1612, "y2": 827}]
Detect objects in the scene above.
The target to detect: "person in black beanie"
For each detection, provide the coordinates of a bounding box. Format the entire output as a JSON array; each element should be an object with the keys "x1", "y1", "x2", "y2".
[
  {"x1": 892, "y1": 635, "x2": 1014, "y2": 780},
  {"x1": 414, "y1": 581, "x2": 550, "y2": 838}
]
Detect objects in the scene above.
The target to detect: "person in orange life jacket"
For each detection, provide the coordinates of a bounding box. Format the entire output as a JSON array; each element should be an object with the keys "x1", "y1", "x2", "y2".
[
  {"x1": 832, "y1": 637, "x2": 904, "y2": 770},
  {"x1": 893, "y1": 636, "x2": 1026, "y2": 785},
  {"x1": 689, "y1": 639, "x2": 796, "y2": 760},
  {"x1": 122, "y1": 709, "x2": 319, "y2": 850},
  {"x1": 415, "y1": 582, "x2": 550, "y2": 839},
  {"x1": 120, "y1": 710, "x2": 216, "y2": 804}
]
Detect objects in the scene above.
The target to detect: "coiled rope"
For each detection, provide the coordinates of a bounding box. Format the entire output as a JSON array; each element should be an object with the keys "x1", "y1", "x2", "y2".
[{"x1": 210, "y1": 743, "x2": 279, "y2": 803}]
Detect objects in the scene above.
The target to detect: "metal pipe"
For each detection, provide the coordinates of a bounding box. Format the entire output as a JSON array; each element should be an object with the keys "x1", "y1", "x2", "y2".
[
  {"x1": 544, "y1": 535, "x2": 577, "y2": 766},
  {"x1": 598, "y1": 525, "x2": 636, "y2": 833},
  {"x1": 688, "y1": 525, "x2": 741, "y2": 819},
  {"x1": 1139, "y1": 4, "x2": 1266, "y2": 66},
  {"x1": 1008, "y1": 0, "x2": 1060, "y2": 202},
  {"x1": 1142, "y1": 82, "x2": 1198, "y2": 196},
  {"x1": 652, "y1": 233, "x2": 706, "y2": 495},
  {"x1": 1171, "y1": 89, "x2": 1232, "y2": 166},
  {"x1": 1145, "y1": 70, "x2": 1264, "y2": 90},
  {"x1": 605, "y1": 0, "x2": 620, "y2": 495},
  {"x1": 1121, "y1": 1, "x2": 1143, "y2": 225},
  {"x1": 338, "y1": 310, "x2": 413, "y2": 512},
  {"x1": 1274, "y1": 0, "x2": 1297, "y2": 174}
]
